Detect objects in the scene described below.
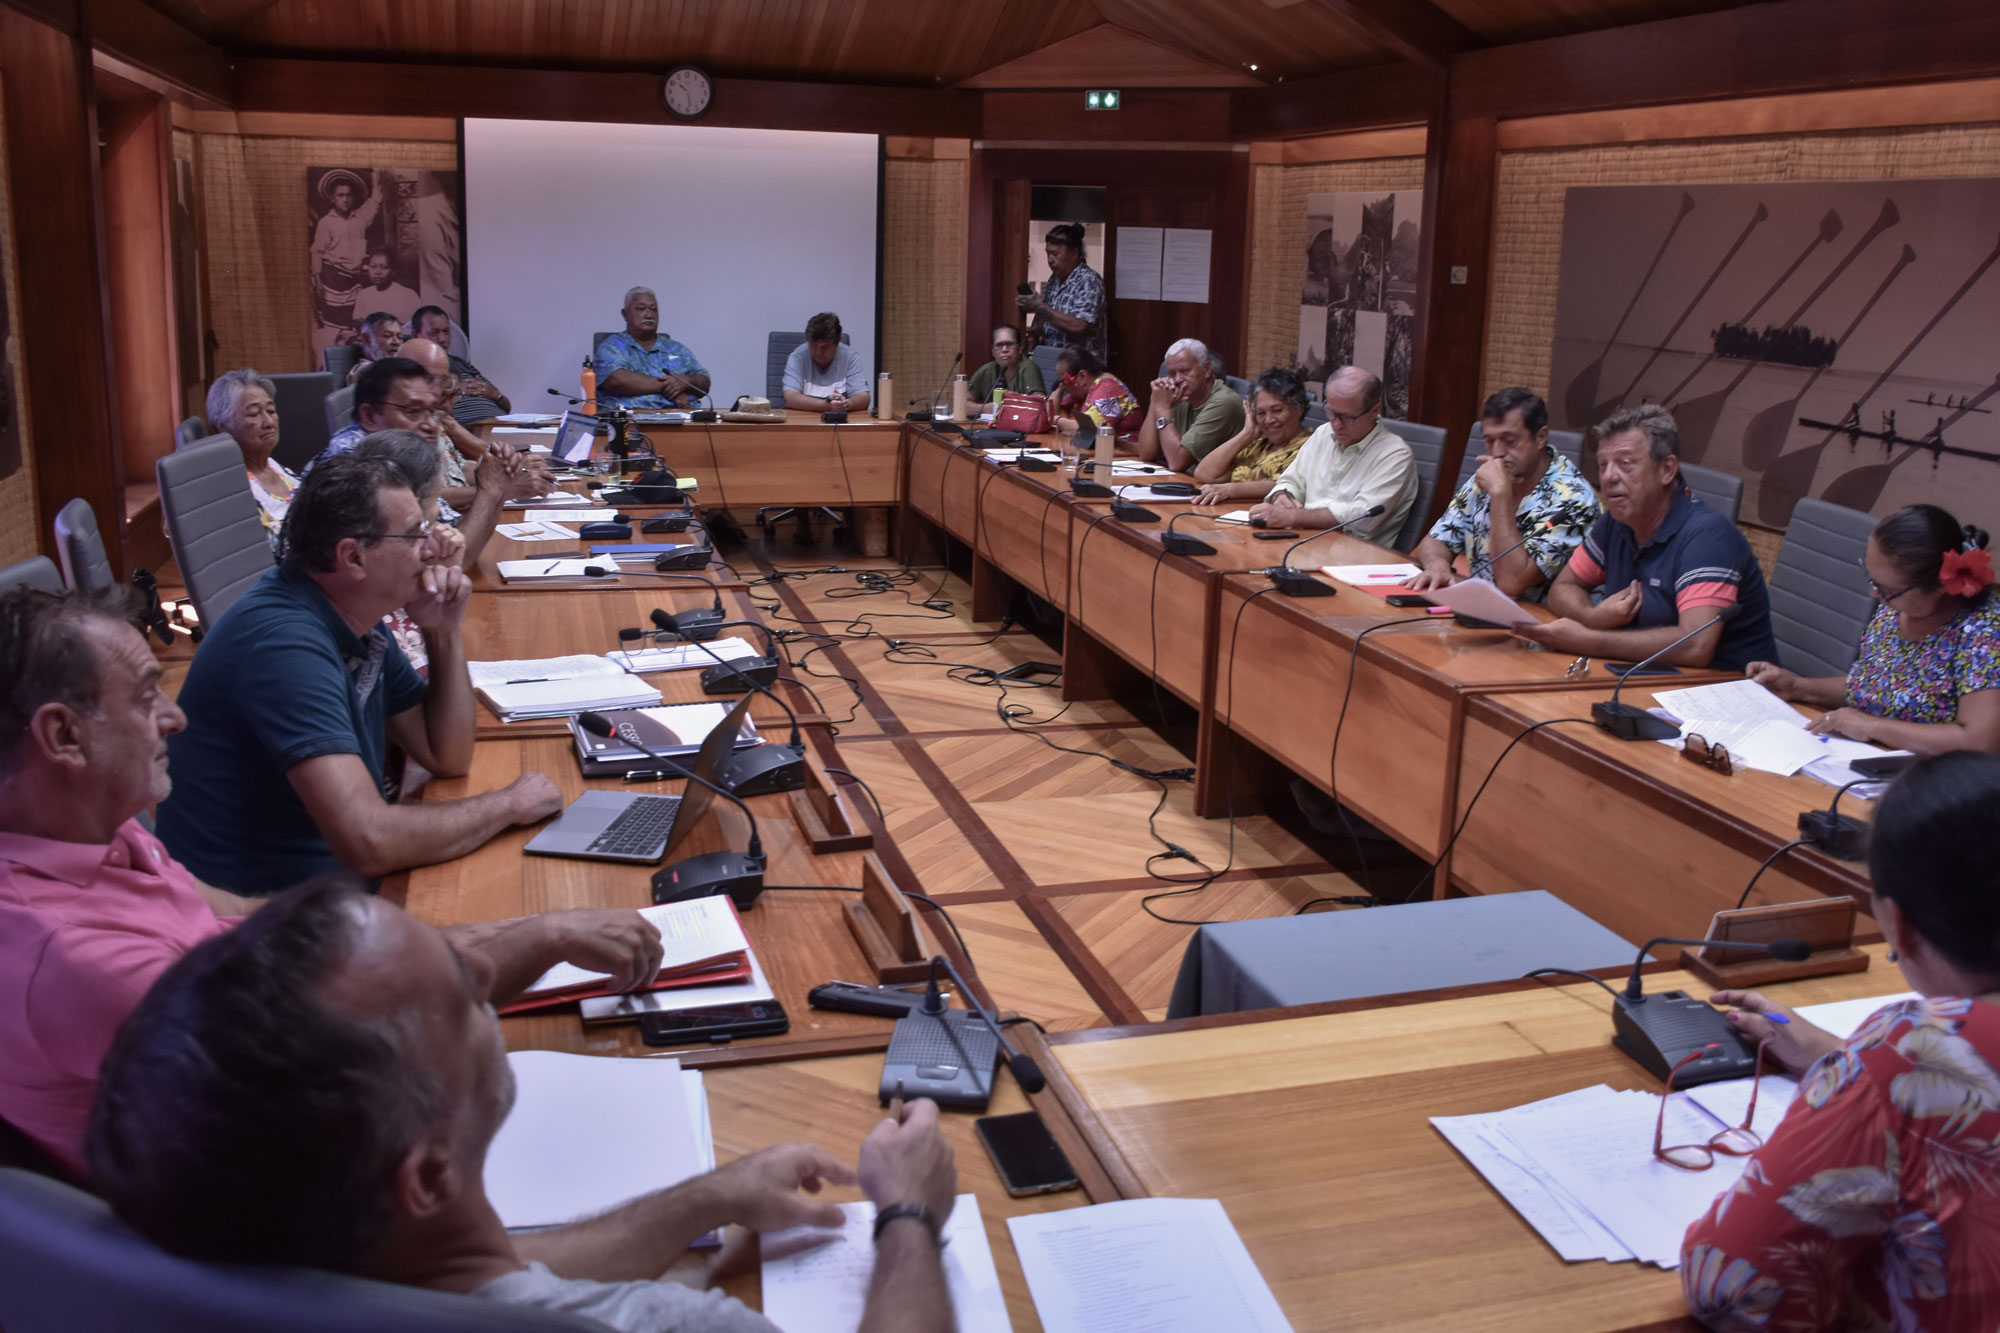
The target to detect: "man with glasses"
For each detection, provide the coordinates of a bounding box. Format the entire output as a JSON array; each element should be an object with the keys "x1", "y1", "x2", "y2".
[
  {"x1": 310, "y1": 356, "x2": 444, "y2": 472},
  {"x1": 1513, "y1": 404, "x2": 1777, "y2": 671},
  {"x1": 968, "y1": 323, "x2": 1044, "y2": 404},
  {"x1": 157, "y1": 455, "x2": 564, "y2": 893},
  {"x1": 1246, "y1": 365, "x2": 1417, "y2": 545}
]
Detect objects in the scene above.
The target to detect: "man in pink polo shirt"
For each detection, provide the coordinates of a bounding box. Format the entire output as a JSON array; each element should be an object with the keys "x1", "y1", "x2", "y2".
[{"x1": 0, "y1": 587, "x2": 665, "y2": 1177}]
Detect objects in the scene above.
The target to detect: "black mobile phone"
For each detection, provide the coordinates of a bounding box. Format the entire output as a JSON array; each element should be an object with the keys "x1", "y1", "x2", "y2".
[
  {"x1": 1253, "y1": 530, "x2": 1298, "y2": 541},
  {"x1": 1851, "y1": 752, "x2": 1917, "y2": 779},
  {"x1": 1017, "y1": 282, "x2": 1035, "y2": 294},
  {"x1": 1385, "y1": 594, "x2": 1435, "y2": 608},
  {"x1": 638, "y1": 1001, "x2": 790, "y2": 1047},
  {"x1": 974, "y1": 1111, "x2": 1080, "y2": 1197},
  {"x1": 1604, "y1": 662, "x2": 1684, "y2": 677}
]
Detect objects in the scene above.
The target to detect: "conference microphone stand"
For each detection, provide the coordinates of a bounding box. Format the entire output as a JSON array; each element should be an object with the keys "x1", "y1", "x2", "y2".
[
  {"x1": 1590, "y1": 604, "x2": 1743, "y2": 740},
  {"x1": 1260, "y1": 503, "x2": 1387, "y2": 598}
]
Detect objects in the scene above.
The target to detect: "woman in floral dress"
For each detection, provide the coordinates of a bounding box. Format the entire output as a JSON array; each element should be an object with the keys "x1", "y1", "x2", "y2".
[{"x1": 1682, "y1": 751, "x2": 2000, "y2": 1328}]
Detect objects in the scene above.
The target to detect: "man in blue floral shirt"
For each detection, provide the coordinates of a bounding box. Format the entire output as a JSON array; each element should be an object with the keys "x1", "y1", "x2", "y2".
[
  {"x1": 1406, "y1": 387, "x2": 1598, "y2": 603},
  {"x1": 593, "y1": 287, "x2": 711, "y2": 409}
]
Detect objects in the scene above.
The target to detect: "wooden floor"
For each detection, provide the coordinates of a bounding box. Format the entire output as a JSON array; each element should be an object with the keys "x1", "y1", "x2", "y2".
[{"x1": 150, "y1": 521, "x2": 1423, "y2": 1031}]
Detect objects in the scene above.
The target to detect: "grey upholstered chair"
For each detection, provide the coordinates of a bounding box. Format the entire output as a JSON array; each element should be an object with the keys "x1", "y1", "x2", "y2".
[
  {"x1": 1678, "y1": 461, "x2": 1744, "y2": 523},
  {"x1": 0, "y1": 555, "x2": 63, "y2": 593},
  {"x1": 319, "y1": 343, "x2": 361, "y2": 384},
  {"x1": 266, "y1": 371, "x2": 335, "y2": 473},
  {"x1": 0, "y1": 1169, "x2": 611, "y2": 1333},
  {"x1": 1383, "y1": 420, "x2": 1446, "y2": 552},
  {"x1": 53, "y1": 499, "x2": 116, "y2": 595},
  {"x1": 174, "y1": 416, "x2": 210, "y2": 450},
  {"x1": 157, "y1": 438, "x2": 277, "y2": 628},
  {"x1": 1302, "y1": 399, "x2": 1329, "y2": 431},
  {"x1": 324, "y1": 384, "x2": 357, "y2": 437},
  {"x1": 1028, "y1": 344, "x2": 1062, "y2": 397},
  {"x1": 591, "y1": 331, "x2": 618, "y2": 357},
  {"x1": 1455, "y1": 422, "x2": 1592, "y2": 494},
  {"x1": 1766, "y1": 497, "x2": 1879, "y2": 677},
  {"x1": 1225, "y1": 374, "x2": 1252, "y2": 399}
]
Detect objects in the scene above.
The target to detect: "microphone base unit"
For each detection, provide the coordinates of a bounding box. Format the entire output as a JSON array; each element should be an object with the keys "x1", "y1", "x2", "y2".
[
  {"x1": 700, "y1": 659, "x2": 780, "y2": 694},
  {"x1": 666, "y1": 607, "x2": 727, "y2": 640},
  {"x1": 1611, "y1": 991, "x2": 1758, "y2": 1085},
  {"x1": 1591, "y1": 699, "x2": 1680, "y2": 741},
  {"x1": 652, "y1": 850, "x2": 766, "y2": 913},
  {"x1": 1797, "y1": 809, "x2": 1869, "y2": 861},
  {"x1": 1265, "y1": 567, "x2": 1337, "y2": 598},
  {"x1": 1109, "y1": 500, "x2": 1159, "y2": 523},
  {"x1": 690, "y1": 409, "x2": 719, "y2": 423},
  {"x1": 719, "y1": 744, "x2": 808, "y2": 797},
  {"x1": 653, "y1": 547, "x2": 713, "y2": 571},
  {"x1": 1161, "y1": 533, "x2": 1217, "y2": 556},
  {"x1": 821, "y1": 410, "x2": 849, "y2": 424},
  {"x1": 641, "y1": 514, "x2": 695, "y2": 534},
  {"x1": 878, "y1": 1008, "x2": 1000, "y2": 1111},
  {"x1": 1016, "y1": 456, "x2": 1057, "y2": 472},
  {"x1": 1071, "y1": 480, "x2": 1114, "y2": 499}
]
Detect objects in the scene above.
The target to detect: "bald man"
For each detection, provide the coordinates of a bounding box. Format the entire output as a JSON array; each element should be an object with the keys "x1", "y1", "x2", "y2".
[{"x1": 1246, "y1": 366, "x2": 1417, "y2": 546}]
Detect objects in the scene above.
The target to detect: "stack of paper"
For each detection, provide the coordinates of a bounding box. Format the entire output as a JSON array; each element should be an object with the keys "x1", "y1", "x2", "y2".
[
  {"x1": 1321, "y1": 562, "x2": 1422, "y2": 586},
  {"x1": 610, "y1": 638, "x2": 764, "y2": 674},
  {"x1": 1427, "y1": 576, "x2": 1534, "y2": 625},
  {"x1": 494, "y1": 556, "x2": 620, "y2": 582},
  {"x1": 583, "y1": 952, "x2": 776, "y2": 1023},
  {"x1": 495, "y1": 519, "x2": 580, "y2": 542},
  {"x1": 473, "y1": 663, "x2": 660, "y2": 720},
  {"x1": 1211, "y1": 509, "x2": 1258, "y2": 525},
  {"x1": 1434, "y1": 991, "x2": 1919, "y2": 1268},
  {"x1": 524, "y1": 507, "x2": 618, "y2": 524},
  {"x1": 484, "y1": 1051, "x2": 710, "y2": 1229},
  {"x1": 494, "y1": 412, "x2": 561, "y2": 425},
  {"x1": 502, "y1": 895, "x2": 754, "y2": 1013},
  {"x1": 761, "y1": 1196, "x2": 1010, "y2": 1333},
  {"x1": 1007, "y1": 1199, "x2": 1291, "y2": 1332},
  {"x1": 504, "y1": 490, "x2": 595, "y2": 509},
  {"x1": 1650, "y1": 679, "x2": 1910, "y2": 781}
]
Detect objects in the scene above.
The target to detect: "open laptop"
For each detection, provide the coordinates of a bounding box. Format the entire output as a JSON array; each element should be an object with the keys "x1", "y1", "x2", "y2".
[
  {"x1": 523, "y1": 695, "x2": 751, "y2": 863},
  {"x1": 550, "y1": 408, "x2": 601, "y2": 467}
]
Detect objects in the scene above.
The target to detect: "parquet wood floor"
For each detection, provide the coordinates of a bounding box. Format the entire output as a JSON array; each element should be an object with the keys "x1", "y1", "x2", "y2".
[{"x1": 744, "y1": 544, "x2": 1397, "y2": 1032}]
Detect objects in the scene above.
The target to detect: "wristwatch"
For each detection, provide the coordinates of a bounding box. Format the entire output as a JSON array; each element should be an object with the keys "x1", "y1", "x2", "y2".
[
  {"x1": 1154, "y1": 416, "x2": 1171, "y2": 431},
  {"x1": 872, "y1": 1202, "x2": 946, "y2": 1247}
]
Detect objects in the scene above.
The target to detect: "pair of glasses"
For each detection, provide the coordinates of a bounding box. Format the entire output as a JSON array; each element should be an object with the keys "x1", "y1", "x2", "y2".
[
  {"x1": 376, "y1": 520, "x2": 439, "y2": 545},
  {"x1": 1654, "y1": 1037, "x2": 1771, "y2": 1170},
  {"x1": 1856, "y1": 557, "x2": 1914, "y2": 605},
  {"x1": 1564, "y1": 655, "x2": 1591, "y2": 680},
  {"x1": 1681, "y1": 733, "x2": 1734, "y2": 775},
  {"x1": 1329, "y1": 408, "x2": 1376, "y2": 426}
]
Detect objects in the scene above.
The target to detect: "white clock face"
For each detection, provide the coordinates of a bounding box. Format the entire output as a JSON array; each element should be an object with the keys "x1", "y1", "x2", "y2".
[{"x1": 663, "y1": 67, "x2": 712, "y2": 118}]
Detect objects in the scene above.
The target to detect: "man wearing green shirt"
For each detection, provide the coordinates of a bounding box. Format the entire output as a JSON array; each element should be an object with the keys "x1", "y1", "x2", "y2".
[
  {"x1": 1138, "y1": 338, "x2": 1244, "y2": 472},
  {"x1": 967, "y1": 324, "x2": 1045, "y2": 405}
]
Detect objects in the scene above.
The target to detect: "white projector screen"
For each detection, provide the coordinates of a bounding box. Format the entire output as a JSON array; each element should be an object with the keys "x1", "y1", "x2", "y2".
[{"x1": 462, "y1": 119, "x2": 879, "y2": 413}]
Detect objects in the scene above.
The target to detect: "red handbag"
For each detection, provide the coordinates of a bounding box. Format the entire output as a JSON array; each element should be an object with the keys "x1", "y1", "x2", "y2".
[{"x1": 994, "y1": 391, "x2": 1049, "y2": 434}]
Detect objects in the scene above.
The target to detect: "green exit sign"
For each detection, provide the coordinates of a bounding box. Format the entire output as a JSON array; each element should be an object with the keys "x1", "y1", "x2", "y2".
[{"x1": 1085, "y1": 89, "x2": 1121, "y2": 111}]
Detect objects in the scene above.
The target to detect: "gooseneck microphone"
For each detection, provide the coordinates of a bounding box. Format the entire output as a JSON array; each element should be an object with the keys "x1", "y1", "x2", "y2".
[
  {"x1": 1591, "y1": 604, "x2": 1744, "y2": 740},
  {"x1": 1162, "y1": 509, "x2": 1221, "y2": 557},
  {"x1": 574, "y1": 711, "x2": 764, "y2": 867},
  {"x1": 648, "y1": 585, "x2": 725, "y2": 640},
  {"x1": 1797, "y1": 776, "x2": 1874, "y2": 862},
  {"x1": 1261, "y1": 504, "x2": 1387, "y2": 598},
  {"x1": 1622, "y1": 934, "x2": 1811, "y2": 1002},
  {"x1": 909, "y1": 351, "x2": 965, "y2": 432},
  {"x1": 929, "y1": 953, "x2": 1045, "y2": 1094}
]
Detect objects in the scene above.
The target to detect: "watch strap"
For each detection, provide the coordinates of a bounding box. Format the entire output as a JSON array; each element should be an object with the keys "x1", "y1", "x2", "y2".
[{"x1": 872, "y1": 1202, "x2": 945, "y2": 1247}]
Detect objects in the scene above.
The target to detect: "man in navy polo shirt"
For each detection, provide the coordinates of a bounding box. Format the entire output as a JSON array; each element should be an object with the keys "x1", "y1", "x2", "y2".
[
  {"x1": 157, "y1": 455, "x2": 564, "y2": 892},
  {"x1": 1513, "y1": 405, "x2": 1777, "y2": 672}
]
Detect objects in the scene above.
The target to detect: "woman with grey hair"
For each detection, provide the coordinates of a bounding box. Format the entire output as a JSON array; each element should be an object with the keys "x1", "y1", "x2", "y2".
[{"x1": 206, "y1": 368, "x2": 299, "y2": 550}]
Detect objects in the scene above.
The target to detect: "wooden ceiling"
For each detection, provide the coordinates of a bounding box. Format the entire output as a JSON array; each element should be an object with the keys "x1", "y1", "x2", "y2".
[{"x1": 138, "y1": 0, "x2": 1758, "y2": 87}]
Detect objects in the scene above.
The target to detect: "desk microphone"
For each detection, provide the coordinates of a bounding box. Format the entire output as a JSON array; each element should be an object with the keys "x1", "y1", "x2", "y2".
[
  {"x1": 575, "y1": 710, "x2": 767, "y2": 909},
  {"x1": 908, "y1": 351, "x2": 964, "y2": 432},
  {"x1": 627, "y1": 618, "x2": 784, "y2": 693},
  {"x1": 1798, "y1": 776, "x2": 1873, "y2": 861},
  {"x1": 879, "y1": 953, "x2": 1044, "y2": 1110},
  {"x1": 1261, "y1": 504, "x2": 1386, "y2": 598},
  {"x1": 1450, "y1": 530, "x2": 1538, "y2": 629},
  {"x1": 644, "y1": 616, "x2": 806, "y2": 795},
  {"x1": 1610, "y1": 933, "x2": 1811, "y2": 1085},
  {"x1": 1162, "y1": 509, "x2": 1220, "y2": 557},
  {"x1": 1590, "y1": 605, "x2": 1743, "y2": 740}
]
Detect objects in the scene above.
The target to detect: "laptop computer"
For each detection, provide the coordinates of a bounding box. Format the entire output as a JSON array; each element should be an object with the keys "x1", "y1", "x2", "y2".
[
  {"x1": 550, "y1": 409, "x2": 601, "y2": 466},
  {"x1": 523, "y1": 694, "x2": 752, "y2": 863}
]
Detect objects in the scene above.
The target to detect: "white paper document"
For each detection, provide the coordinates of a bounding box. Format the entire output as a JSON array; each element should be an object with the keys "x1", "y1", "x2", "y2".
[
  {"x1": 1113, "y1": 226, "x2": 1164, "y2": 301},
  {"x1": 1426, "y1": 576, "x2": 1534, "y2": 625},
  {"x1": 582, "y1": 952, "x2": 776, "y2": 1024},
  {"x1": 524, "y1": 507, "x2": 618, "y2": 523},
  {"x1": 496, "y1": 520, "x2": 580, "y2": 542},
  {"x1": 1108, "y1": 460, "x2": 1169, "y2": 476},
  {"x1": 1321, "y1": 562, "x2": 1423, "y2": 586},
  {"x1": 761, "y1": 1195, "x2": 1009, "y2": 1333},
  {"x1": 1652, "y1": 679, "x2": 1803, "y2": 727},
  {"x1": 1161, "y1": 228, "x2": 1213, "y2": 304},
  {"x1": 1655, "y1": 716, "x2": 1832, "y2": 776},
  {"x1": 505, "y1": 491, "x2": 594, "y2": 508},
  {"x1": 484, "y1": 1052, "x2": 705, "y2": 1229},
  {"x1": 475, "y1": 671, "x2": 661, "y2": 720},
  {"x1": 495, "y1": 412, "x2": 561, "y2": 424},
  {"x1": 609, "y1": 637, "x2": 763, "y2": 674},
  {"x1": 522, "y1": 895, "x2": 751, "y2": 996},
  {"x1": 1211, "y1": 509, "x2": 1258, "y2": 525},
  {"x1": 492, "y1": 426, "x2": 559, "y2": 437},
  {"x1": 495, "y1": 556, "x2": 620, "y2": 582},
  {"x1": 1115, "y1": 484, "x2": 1197, "y2": 503},
  {"x1": 1007, "y1": 1198, "x2": 1291, "y2": 1333},
  {"x1": 1432, "y1": 1087, "x2": 1638, "y2": 1263},
  {"x1": 469, "y1": 655, "x2": 628, "y2": 689},
  {"x1": 1796, "y1": 991, "x2": 1920, "y2": 1038}
]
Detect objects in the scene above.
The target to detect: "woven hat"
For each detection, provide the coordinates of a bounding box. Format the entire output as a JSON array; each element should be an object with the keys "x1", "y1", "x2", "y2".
[{"x1": 317, "y1": 169, "x2": 369, "y2": 206}]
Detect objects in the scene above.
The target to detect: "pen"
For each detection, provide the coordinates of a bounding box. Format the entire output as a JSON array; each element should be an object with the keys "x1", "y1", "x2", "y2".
[
  {"x1": 505, "y1": 677, "x2": 551, "y2": 684},
  {"x1": 543, "y1": 560, "x2": 562, "y2": 573},
  {"x1": 1767, "y1": 1013, "x2": 1791, "y2": 1025}
]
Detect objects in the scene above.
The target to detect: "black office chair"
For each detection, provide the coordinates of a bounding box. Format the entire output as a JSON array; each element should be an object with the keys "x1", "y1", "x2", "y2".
[
  {"x1": 266, "y1": 371, "x2": 336, "y2": 473},
  {"x1": 319, "y1": 343, "x2": 362, "y2": 385},
  {"x1": 0, "y1": 1169, "x2": 612, "y2": 1333}
]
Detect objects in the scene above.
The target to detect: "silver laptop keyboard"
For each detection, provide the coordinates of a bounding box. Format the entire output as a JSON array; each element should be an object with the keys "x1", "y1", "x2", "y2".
[{"x1": 586, "y1": 795, "x2": 683, "y2": 856}]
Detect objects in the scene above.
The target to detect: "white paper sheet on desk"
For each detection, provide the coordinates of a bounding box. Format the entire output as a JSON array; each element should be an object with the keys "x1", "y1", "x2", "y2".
[
  {"x1": 1433, "y1": 1091, "x2": 1635, "y2": 1263},
  {"x1": 1321, "y1": 562, "x2": 1422, "y2": 585},
  {"x1": 484, "y1": 1051, "x2": 704, "y2": 1229},
  {"x1": 1802, "y1": 744, "x2": 1907, "y2": 796},
  {"x1": 1655, "y1": 716, "x2": 1832, "y2": 776},
  {"x1": 505, "y1": 491, "x2": 593, "y2": 508},
  {"x1": 1211, "y1": 509, "x2": 1257, "y2": 525},
  {"x1": 1796, "y1": 991, "x2": 1920, "y2": 1038},
  {"x1": 492, "y1": 426, "x2": 559, "y2": 437},
  {"x1": 523, "y1": 507, "x2": 616, "y2": 523},
  {"x1": 1115, "y1": 484, "x2": 1198, "y2": 503},
  {"x1": 494, "y1": 556, "x2": 620, "y2": 582},
  {"x1": 1109, "y1": 460, "x2": 1168, "y2": 475},
  {"x1": 1426, "y1": 576, "x2": 1535, "y2": 626},
  {"x1": 523, "y1": 895, "x2": 751, "y2": 996},
  {"x1": 581, "y1": 953, "x2": 775, "y2": 1023},
  {"x1": 1007, "y1": 1198, "x2": 1290, "y2": 1333},
  {"x1": 1652, "y1": 679, "x2": 1803, "y2": 726},
  {"x1": 495, "y1": 520, "x2": 578, "y2": 542},
  {"x1": 760, "y1": 1195, "x2": 1009, "y2": 1333},
  {"x1": 469, "y1": 654, "x2": 628, "y2": 688}
]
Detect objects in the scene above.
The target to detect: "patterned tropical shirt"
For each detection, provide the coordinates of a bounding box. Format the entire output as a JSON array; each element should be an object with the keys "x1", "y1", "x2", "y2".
[
  {"x1": 247, "y1": 461, "x2": 300, "y2": 553},
  {"x1": 1038, "y1": 262, "x2": 1107, "y2": 365},
  {"x1": 1426, "y1": 443, "x2": 1598, "y2": 602},
  {"x1": 1682, "y1": 997, "x2": 2000, "y2": 1331},
  {"x1": 592, "y1": 331, "x2": 709, "y2": 410},
  {"x1": 1846, "y1": 595, "x2": 2000, "y2": 724},
  {"x1": 1055, "y1": 373, "x2": 1141, "y2": 441},
  {"x1": 1229, "y1": 430, "x2": 1311, "y2": 485}
]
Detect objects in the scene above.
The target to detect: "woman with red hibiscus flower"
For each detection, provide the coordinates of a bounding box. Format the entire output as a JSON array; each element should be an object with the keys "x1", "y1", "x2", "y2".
[{"x1": 1746, "y1": 504, "x2": 1998, "y2": 755}]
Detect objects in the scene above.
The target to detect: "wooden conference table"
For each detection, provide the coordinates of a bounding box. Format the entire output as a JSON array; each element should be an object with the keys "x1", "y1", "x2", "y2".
[
  {"x1": 897, "y1": 423, "x2": 1876, "y2": 949},
  {"x1": 1043, "y1": 942, "x2": 1908, "y2": 1332}
]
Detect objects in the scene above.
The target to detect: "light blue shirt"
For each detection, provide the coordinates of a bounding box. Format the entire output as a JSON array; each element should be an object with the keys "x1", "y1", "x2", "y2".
[
  {"x1": 782, "y1": 341, "x2": 868, "y2": 399},
  {"x1": 593, "y1": 331, "x2": 709, "y2": 410}
]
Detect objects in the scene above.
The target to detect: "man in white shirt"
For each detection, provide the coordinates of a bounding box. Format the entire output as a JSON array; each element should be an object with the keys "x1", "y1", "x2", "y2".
[
  {"x1": 1247, "y1": 366, "x2": 1416, "y2": 546},
  {"x1": 781, "y1": 312, "x2": 871, "y2": 414}
]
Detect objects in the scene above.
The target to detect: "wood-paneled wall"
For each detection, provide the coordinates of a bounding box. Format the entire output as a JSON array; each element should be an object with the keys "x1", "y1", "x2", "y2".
[
  {"x1": 0, "y1": 57, "x2": 38, "y2": 568},
  {"x1": 881, "y1": 140, "x2": 969, "y2": 418}
]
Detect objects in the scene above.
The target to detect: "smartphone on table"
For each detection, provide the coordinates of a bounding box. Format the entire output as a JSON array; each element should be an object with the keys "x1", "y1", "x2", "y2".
[
  {"x1": 975, "y1": 1110, "x2": 1080, "y2": 1197},
  {"x1": 638, "y1": 1001, "x2": 790, "y2": 1046}
]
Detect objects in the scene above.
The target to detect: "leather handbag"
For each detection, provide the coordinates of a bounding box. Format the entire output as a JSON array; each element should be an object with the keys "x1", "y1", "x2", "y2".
[{"x1": 993, "y1": 391, "x2": 1049, "y2": 434}]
